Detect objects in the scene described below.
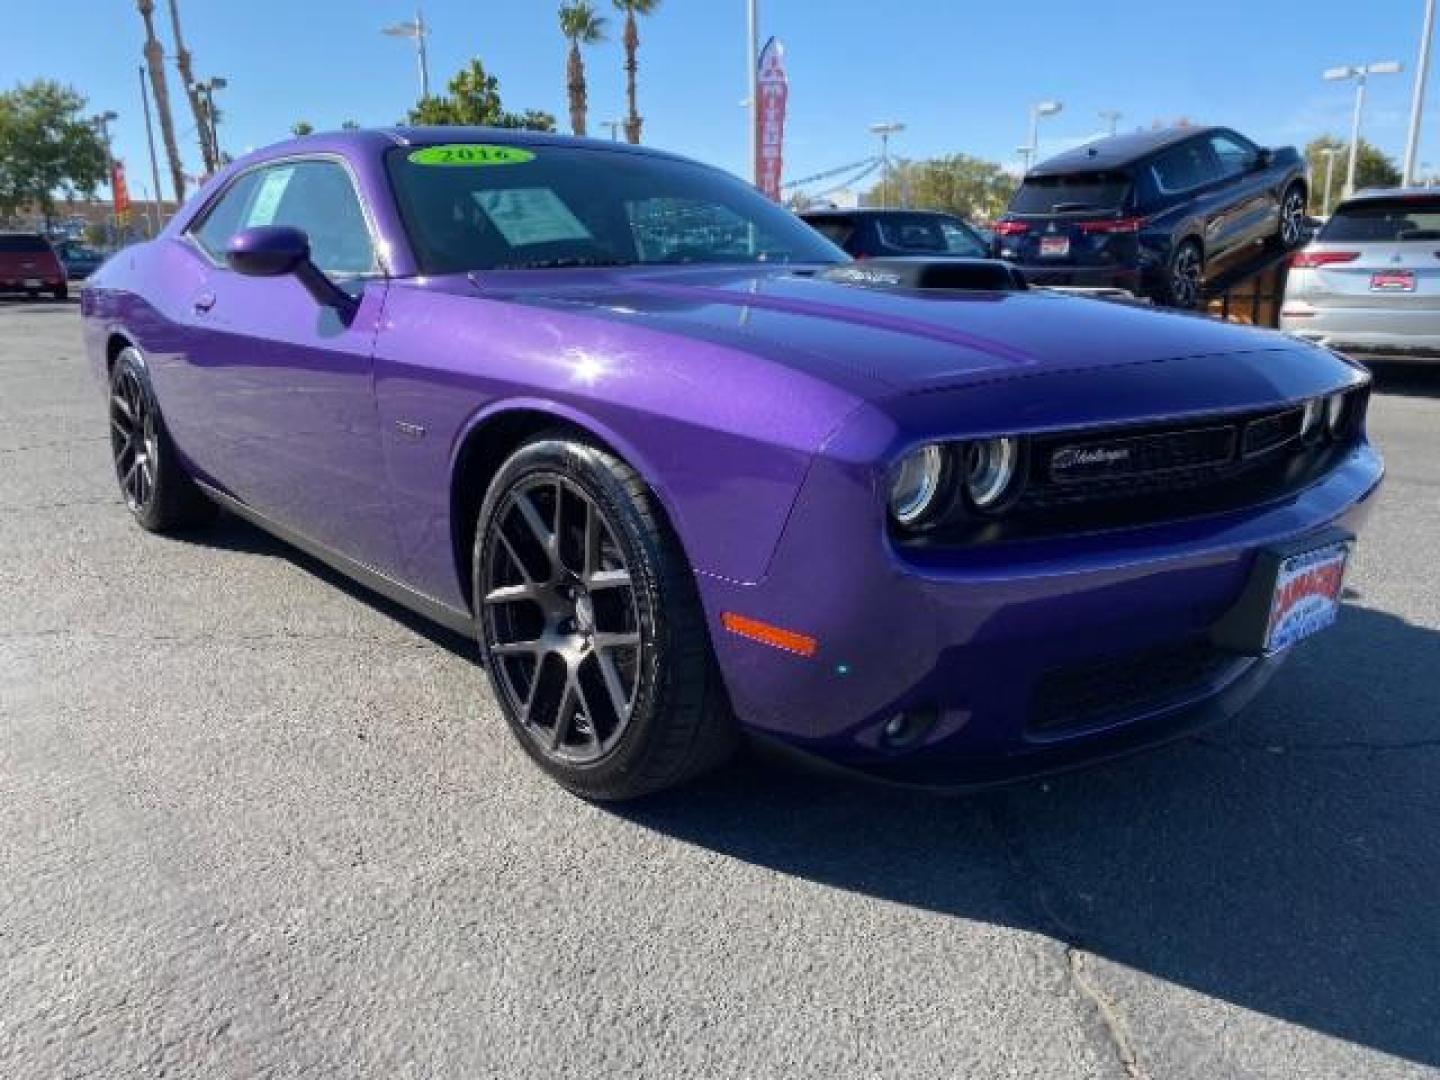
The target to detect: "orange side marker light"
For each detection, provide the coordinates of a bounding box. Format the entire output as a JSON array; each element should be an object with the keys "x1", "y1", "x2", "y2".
[{"x1": 721, "y1": 612, "x2": 818, "y2": 658}]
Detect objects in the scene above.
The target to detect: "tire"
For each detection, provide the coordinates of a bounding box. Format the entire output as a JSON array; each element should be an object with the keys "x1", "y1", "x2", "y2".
[
  {"x1": 1273, "y1": 183, "x2": 1308, "y2": 251},
  {"x1": 473, "y1": 434, "x2": 737, "y2": 800},
  {"x1": 108, "y1": 345, "x2": 215, "y2": 533},
  {"x1": 1159, "y1": 240, "x2": 1204, "y2": 309},
  {"x1": 52, "y1": 284, "x2": 68, "y2": 301}
]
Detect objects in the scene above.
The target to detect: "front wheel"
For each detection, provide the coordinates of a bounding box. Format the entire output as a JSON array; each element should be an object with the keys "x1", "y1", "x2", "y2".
[
  {"x1": 1275, "y1": 184, "x2": 1308, "y2": 250},
  {"x1": 473, "y1": 435, "x2": 736, "y2": 800}
]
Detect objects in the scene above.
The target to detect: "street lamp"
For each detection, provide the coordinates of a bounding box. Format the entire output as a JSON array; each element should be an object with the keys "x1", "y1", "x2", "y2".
[
  {"x1": 1025, "y1": 100, "x2": 1062, "y2": 172},
  {"x1": 1099, "y1": 109, "x2": 1122, "y2": 137},
  {"x1": 198, "y1": 76, "x2": 227, "y2": 163},
  {"x1": 1404, "y1": 0, "x2": 1437, "y2": 185},
  {"x1": 382, "y1": 5, "x2": 431, "y2": 102},
  {"x1": 91, "y1": 111, "x2": 119, "y2": 244},
  {"x1": 869, "y1": 122, "x2": 905, "y2": 208},
  {"x1": 1323, "y1": 60, "x2": 1402, "y2": 196},
  {"x1": 1319, "y1": 146, "x2": 1342, "y2": 216}
]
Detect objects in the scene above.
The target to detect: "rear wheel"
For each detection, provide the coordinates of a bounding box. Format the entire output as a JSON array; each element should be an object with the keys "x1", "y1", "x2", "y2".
[
  {"x1": 1275, "y1": 184, "x2": 1308, "y2": 250},
  {"x1": 1160, "y1": 240, "x2": 1204, "y2": 309},
  {"x1": 108, "y1": 346, "x2": 214, "y2": 533},
  {"x1": 473, "y1": 435, "x2": 736, "y2": 800}
]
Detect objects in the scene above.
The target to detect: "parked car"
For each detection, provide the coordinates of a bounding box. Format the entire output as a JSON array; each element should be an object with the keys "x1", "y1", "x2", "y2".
[
  {"x1": 55, "y1": 239, "x2": 109, "y2": 281},
  {"x1": 81, "y1": 129, "x2": 1380, "y2": 798},
  {"x1": 1281, "y1": 187, "x2": 1440, "y2": 361},
  {"x1": 799, "y1": 207, "x2": 990, "y2": 259},
  {"x1": 994, "y1": 127, "x2": 1307, "y2": 308},
  {"x1": 0, "y1": 232, "x2": 67, "y2": 300}
]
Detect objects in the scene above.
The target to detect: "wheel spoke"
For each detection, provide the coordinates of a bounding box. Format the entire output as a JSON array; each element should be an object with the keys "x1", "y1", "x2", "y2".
[
  {"x1": 111, "y1": 393, "x2": 135, "y2": 424},
  {"x1": 491, "y1": 639, "x2": 543, "y2": 657},
  {"x1": 497, "y1": 529, "x2": 535, "y2": 583},
  {"x1": 484, "y1": 582, "x2": 538, "y2": 605},
  {"x1": 588, "y1": 568, "x2": 631, "y2": 591},
  {"x1": 594, "y1": 631, "x2": 639, "y2": 650},
  {"x1": 550, "y1": 678, "x2": 578, "y2": 749},
  {"x1": 514, "y1": 492, "x2": 555, "y2": 557},
  {"x1": 594, "y1": 648, "x2": 633, "y2": 723}
]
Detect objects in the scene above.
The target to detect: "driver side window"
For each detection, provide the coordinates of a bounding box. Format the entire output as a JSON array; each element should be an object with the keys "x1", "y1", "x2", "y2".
[
  {"x1": 1208, "y1": 133, "x2": 1256, "y2": 179},
  {"x1": 191, "y1": 159, "x2": 378, "y2": 277}
]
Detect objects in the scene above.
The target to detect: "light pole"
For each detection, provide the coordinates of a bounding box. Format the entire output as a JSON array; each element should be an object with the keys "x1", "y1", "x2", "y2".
[
  {"x1": 1320, "y1": 146, "x2": 1342, "y2": 215},
  {"x1": 869, "y1": 121, "x2": 905, "y2": 208},
  {"x1": 1404, "y1": 0, "x2": 1437, "y2": 185},
  {"x1": 1016, "y1": 145, "x2": 1034, "y2": 173},
  {"x1": 382, "y1": 5, "x2": 431, "y2": 102},
  {"x1": 138, "y1": 66, "x2": 164, "y2": 236},
  {"x1": 1099, "y1": 109, "x2": 1122, "y2": 137},
  {"x1": 1323, "y1": 61, "x2": 1402, "y2": 196},
  {"x1": 198, "y1": 76, "x2": 227, "y2": 164},
  {"x1": 91, "y1": 111, "x2": 119, "y2": 244},
  {"x1": 1025, "y1": 100, "x2": 1063, "y2": 171},
  {"x1": 746, "y1": 0, "x2": 759, "y2": 186}
]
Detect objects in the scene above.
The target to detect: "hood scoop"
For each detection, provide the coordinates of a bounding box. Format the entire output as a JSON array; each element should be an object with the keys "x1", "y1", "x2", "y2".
[{"x1": 819, "y1": 257, "x2": 1027, "y2": 293}]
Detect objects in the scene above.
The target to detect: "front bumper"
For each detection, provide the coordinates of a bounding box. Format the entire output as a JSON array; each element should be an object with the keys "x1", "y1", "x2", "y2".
[{"x1": 699, "y1": 439, "x2": 1384, "y2": 785}]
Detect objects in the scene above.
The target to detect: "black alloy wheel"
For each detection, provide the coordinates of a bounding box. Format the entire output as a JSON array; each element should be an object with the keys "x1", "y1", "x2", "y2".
[
  {"x1": 475, "y1": 436, "x2": 735, "y2": 799},
  {"x1": 1164, "y1": 241, "x2": 1204, "y2": 309},
  {"x1": 1278, "y1": 185, "x2": 1308, "y2": 250}
]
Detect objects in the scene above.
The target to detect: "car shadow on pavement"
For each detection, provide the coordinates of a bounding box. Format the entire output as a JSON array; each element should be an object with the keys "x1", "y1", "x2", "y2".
[
  {"x1": 191, "y1": 512, "x2": 479, "y2": 660},
  {"x1": 1364, "y1": 359, "x2": 1439, "y2": 400},
  {"x1": 620, "y1": 602, "x2": 1440, "y2": 1069}
]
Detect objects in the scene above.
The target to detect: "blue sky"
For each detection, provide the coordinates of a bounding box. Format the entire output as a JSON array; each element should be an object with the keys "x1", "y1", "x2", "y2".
[{"x1": 8, "y1": 1, "x2": 1437, "y2": 203}]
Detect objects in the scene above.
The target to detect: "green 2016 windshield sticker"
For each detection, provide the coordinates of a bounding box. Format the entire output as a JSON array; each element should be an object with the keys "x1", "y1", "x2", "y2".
[{"x1": 408, "y1": 144, "x2": 535, "y2": 166}]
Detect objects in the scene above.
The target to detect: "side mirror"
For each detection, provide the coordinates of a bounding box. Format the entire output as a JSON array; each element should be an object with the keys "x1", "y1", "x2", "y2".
[{"x1": 225, "y1": 226, "x2": 357, "y2": 321}]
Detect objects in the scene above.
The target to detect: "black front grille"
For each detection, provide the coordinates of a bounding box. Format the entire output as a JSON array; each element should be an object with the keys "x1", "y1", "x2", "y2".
[{"x1": 1030, "y1": 638, "x2": 1241, "y2": 735}]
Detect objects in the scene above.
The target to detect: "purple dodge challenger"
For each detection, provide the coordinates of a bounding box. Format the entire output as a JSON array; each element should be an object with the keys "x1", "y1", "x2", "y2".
[{"x1": 81, "y1": 129, "x2": 1383, "y2": 799}]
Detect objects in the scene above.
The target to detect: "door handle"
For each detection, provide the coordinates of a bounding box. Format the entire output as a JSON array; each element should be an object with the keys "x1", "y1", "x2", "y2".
[{"x1": 192, "y1": 292, "x2": 216, "y2": 314}]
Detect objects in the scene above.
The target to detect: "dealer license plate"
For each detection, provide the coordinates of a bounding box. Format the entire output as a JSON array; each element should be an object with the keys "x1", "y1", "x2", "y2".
[
  {"x1": 23, "y1": 278, "x2": 42, "y2": 289},
  {"x1": 1370, "y1": 270, "x2": 1415, "y2": 292},
  {"x1": 1039, "y1": 236, "x2": 1070, "y2": 258},
  {"x1": 1265, "y1": 542, "x2": 1349, "y2": 652}
]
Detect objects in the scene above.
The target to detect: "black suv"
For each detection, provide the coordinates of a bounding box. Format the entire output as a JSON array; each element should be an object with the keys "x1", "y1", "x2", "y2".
[
  {"x1": 994, "y1": 127, "x2": 1306, "y2": 308},
  {"x1": 799, "y1": 208, "x2": 990, "y2": 260}
]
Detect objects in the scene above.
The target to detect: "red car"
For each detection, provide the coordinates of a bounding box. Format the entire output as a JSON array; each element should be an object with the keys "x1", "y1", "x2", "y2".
[{"x1": 0, "y1": 233, "x2": 68, "y2": 300}]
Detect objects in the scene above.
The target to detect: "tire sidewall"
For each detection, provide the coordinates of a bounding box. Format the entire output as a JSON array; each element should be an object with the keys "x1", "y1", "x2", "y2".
[
  {"x1": 472, "y1": 437, "x2": 691, "y2": 797},
  {"x1": 1164, "y1": 240, "x2": 1204, "y2": 309}
]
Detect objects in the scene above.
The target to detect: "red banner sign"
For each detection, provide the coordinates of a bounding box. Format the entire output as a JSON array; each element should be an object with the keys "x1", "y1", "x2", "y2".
[
  {"x1": 755, "y1": 37, "x2": 788, "y2": 201},
  {"x1": 111, "y1": 159, "x2": 132, "y2": 220}
]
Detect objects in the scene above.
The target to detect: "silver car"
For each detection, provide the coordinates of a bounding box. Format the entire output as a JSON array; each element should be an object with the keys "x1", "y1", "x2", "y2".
[{"x1": 1281, "y1": 187, "x2": 1440, "y2": 361}]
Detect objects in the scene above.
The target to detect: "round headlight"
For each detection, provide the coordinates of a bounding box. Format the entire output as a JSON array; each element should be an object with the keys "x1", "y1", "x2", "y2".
[
  {"x1": 889, "y1": 445, "x2": 946, "y2": 526},
  {"x1": 1300, "y1": 398, "x2": 1324, "y2": 442},
  {"x1": 964, "y1": 437, "x2": 1020, "y2": 509},
  {"x1": 1324, "y1": 391, "x2": 1348, "y2": 435}
]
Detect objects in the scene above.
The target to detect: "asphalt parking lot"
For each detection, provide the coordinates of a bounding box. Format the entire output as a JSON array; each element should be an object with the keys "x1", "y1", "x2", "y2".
[{"x1": 2, "y1": 298, "x2": 1437, "y2": 1080}]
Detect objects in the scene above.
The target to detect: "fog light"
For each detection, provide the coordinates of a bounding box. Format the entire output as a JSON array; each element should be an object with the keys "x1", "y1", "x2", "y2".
[{"x1": 880, "y1": 708, "x2": 938, "y2": 750}]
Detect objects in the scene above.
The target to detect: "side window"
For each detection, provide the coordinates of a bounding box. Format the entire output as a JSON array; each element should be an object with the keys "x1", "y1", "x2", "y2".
[
  {"x1": 1208, "y1": 133, "x2": 1255, "y2": 178},
  {"x1": 190, "y1": 170, "x2": 264, "y2": 259},
  {"x1": 190, "y1": 160, "x2": 377, "y2": 276},
  {"x1": 1150, "y1": 141, "x2": 1221, "y2": 196},
  {"x1": 807, "y1": 218, "x2": 856, "y2": 248}
]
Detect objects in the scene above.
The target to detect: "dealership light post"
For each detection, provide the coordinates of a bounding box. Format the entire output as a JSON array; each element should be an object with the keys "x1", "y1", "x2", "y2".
[
  {"x1": 1404, "y1": 0, "x2": 1437, "y2": 185},
  {"x1": 382, "y1": 5, "x2": 431, "y2": 102},
  {"x1": 1099, "y1": 109, "x2": 1122, "y2": 137},
  {"x1": 1319, "y1": 146, "x2": 1341, "y2": 216},
  {"x1": 1323, "y1": 60, "x2": 1402, "y2": 196},
  {"x1": 1025, "y1": 100, "x2": 1063, "y2": 172},
  {"x1": 870, "y1": 121, "x2": 905, "y2": 208}
]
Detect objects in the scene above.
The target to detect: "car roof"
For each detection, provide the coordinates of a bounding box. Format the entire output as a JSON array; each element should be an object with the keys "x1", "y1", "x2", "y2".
[
  {"x1": 799, "y1": 208, "x2": 962, "y2": 219},
  {"x1": 1028, "y1": 126, "x2": 1219, "y2": 177}
]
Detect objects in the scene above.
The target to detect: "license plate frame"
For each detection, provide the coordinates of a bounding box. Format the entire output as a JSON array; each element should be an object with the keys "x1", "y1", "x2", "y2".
[
  {"x1": 1039, "y1": 235, "x2": 1070, "y2": 258},
  {"x1": 1370, "y1": 270, "x2": 1415, "y2": 292}
]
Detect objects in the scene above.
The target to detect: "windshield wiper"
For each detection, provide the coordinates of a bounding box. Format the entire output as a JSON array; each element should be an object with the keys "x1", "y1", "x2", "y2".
[{"x1": 493, "y1": 256, "x2": 636, "y2": 269}]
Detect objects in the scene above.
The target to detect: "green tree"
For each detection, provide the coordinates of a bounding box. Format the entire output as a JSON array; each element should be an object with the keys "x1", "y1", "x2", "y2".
[
  {"x1": 613, "y1": 0, "x2": 659, "y2": 143},
  {"x1": 406, "y1": 59, "x2": 555, "y2": 131},
  {"x1": 559, "y1": 1, "x2": 607, "y2": 138},
  {"x1": 0, "y1": 80, "x2": 109, "y2": 228},
  {"x1": 1306, "y1": 135, "x2": 1402, "y2": 212},
  {"x1": 290, "y1": 120, "x2": 314, "y2": 137},
  {"x1": 867, "y1": 154, "x2": 1016, "y2": 221}
]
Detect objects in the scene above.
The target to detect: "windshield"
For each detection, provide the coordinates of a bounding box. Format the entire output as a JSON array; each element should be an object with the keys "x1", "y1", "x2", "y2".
[
  {"x1": 874, "y1": 214, "x2": 988, "y2": 256},
  {"x1": 1008, "y1": 172, "x2": 1132, "y2": 215},
  {"x1": 386, "y1": 144, "x2": 846, "y2": 273},
  {"x1": 1321, "y1": 199, "x2": 1440, "y2": 242}
]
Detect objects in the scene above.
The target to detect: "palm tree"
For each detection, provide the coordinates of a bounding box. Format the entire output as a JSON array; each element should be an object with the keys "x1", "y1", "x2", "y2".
[
  {"x1": 612, "y1": 0, "x2": 658, "y2": 144},
  {"x1": 165, "y1": 0, "x2": 216, "y2": 173},
  {"x1": 136, "y1": 0, "x2": 186, "y2": 202},
  {"x1": 559, "y1": 2, "x2": 606, "y2": 138}
]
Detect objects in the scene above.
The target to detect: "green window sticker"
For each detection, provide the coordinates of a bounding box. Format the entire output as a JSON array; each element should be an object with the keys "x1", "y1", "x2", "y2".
[{"x1": 408, "y1": 144, "x2": 535, "y2": 167}]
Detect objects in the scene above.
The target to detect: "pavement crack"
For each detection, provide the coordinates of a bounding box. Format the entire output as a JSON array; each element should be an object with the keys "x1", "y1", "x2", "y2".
[{"x1": 984, "y1": 798, "x2": 1149, "y2": 1080}]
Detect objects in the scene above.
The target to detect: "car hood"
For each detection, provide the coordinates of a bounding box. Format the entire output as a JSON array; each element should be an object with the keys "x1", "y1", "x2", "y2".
[{"x1": 452, "y1": 264, "x2": 1311, "y2": 396}]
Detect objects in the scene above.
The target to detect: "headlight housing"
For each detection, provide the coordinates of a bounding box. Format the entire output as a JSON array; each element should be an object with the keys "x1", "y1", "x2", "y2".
[
  {"x1": 1324, "y1": 391, "x2": 1348, "y2": 435},
  {"x1": 963, "y1": 437, "x2": 1021, "y2": 510},
  {"x1": 1300, "y1": 397, "x2": 1324, "y2": 443},
  {"x1": 889, "y1": 445, "x2": 947, "y2": 526}
]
